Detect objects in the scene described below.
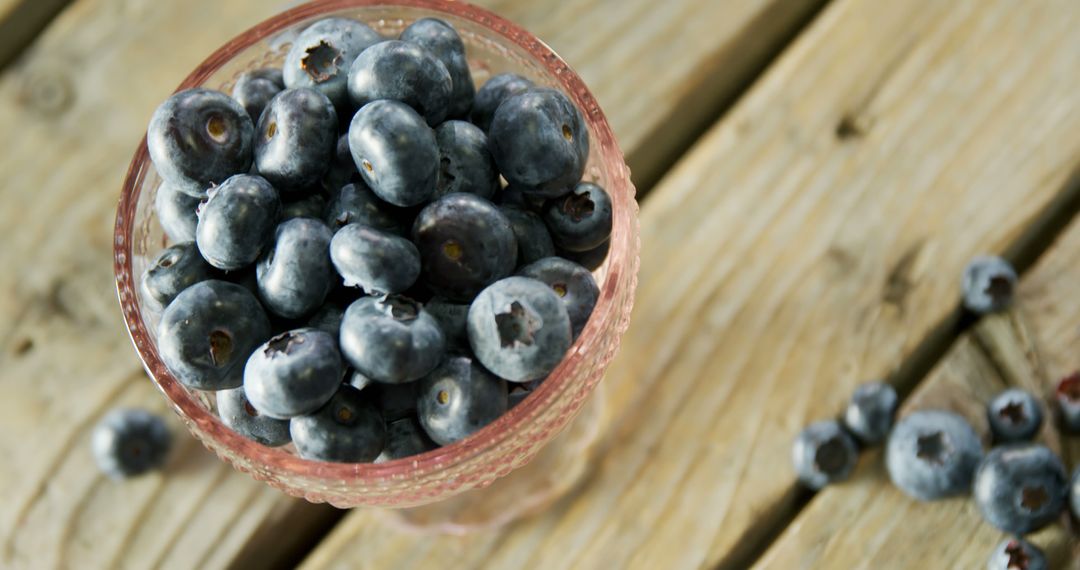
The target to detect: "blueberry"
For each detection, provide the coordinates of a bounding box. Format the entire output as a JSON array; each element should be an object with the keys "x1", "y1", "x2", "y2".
[
  {"x1": 500, "y1": 206, "x2": 556, "y2": 267},
  {"x1": 348, "y1": 100, "x2": 438, "y2": 207},
  {"x1": 347, "y1": 40, "x2": 452, "y2": 126},
  {"x1": 195, "y1": 174, "x2": 281, "y2": 270},
  {"x1": 231, "y1": 68, "x2": 284, "y2": 122},
  {"x1": 368, "y1": 381, "x2": 419, "y2": 422},
  {"x1": 424, "y1": 297, "x2": 470, "y2": 352},
  {"x1": 216, "y1": 387, "x2": 291, "y2": 446},
  {"x1": 283, "y1": 18, "x2": 384, "y2": 111},
  {"x1": 290, "y1": 384, "x2": 385, "y2": 462},
  {"x1": 322, "y1": 135, "x2": 360, "y2": 195},
  {"x1": 517, "y1": 256, "x2": 598, "y2": 338},
  {"x1": 154, "y1": 182, "x2": 200, "y2": 243},
  {"x1": 147, "y1": 88, "x2": 254, "y2": 197},
  {"x1": 499, "y1": 184, "x2": 547, "y2": 212},
  {"x1": 339, "y1": 295, "x2": 445, "y2": 384},
  {"x1": 842, "y1": 382, "x2": 898, "y2": 445},
  {"x1": 329, "y1": 224, "x2": 420, "y2": 294},
  {"x1": 307, "y1": 302, "x2": 345, "y2": 338},
  {"x1": 471, "y1": 73, "x2": 533, "y2": 132},
  {"x1": 417, "y1": 356, "x2": 508, "y2": 445},
  {"x1": 244, "y1": 328, "x2": 343, "y2": 419},
  {"x1": 256, "y1": 218, "x2": 335, "y2": 318},
  {"x1": 543, "y1": 182, "x2": 612, "y2": 252},
  {"x1": 412, "y1": 193, "x2": 517, "y2": 302},
  {"x1": 508, "y1": 377, "x2": 544, "y2": 408},
  {"x1": 885, "y1": 410, "x2": 983, "y2": 501},
  {"x1": 254, "y1": 88, "x2": 337, "y2": 192},
  {"x1": 558, "y1": 239, "x2": 610, "y2": 272},
  {"x1": 92, "y1": 408, "x2": 171, "y2": 479},
  {"x1": 962, "y1": 255, "x2": 1018, "y2": 314},
  {"x1": 1054, "y1": 372, "x2": 1080, "y2": 433},
  {"x1": 1071, "y1": 465, "x2": 1079, "y2": 519},
  {"x1": 376, "y1": 416, "x2": 437, "y2": 462},
  {"x1": 973, "y1": 444, "x2": 1067, "y2": 534},
  {"x1": 791, "y1": 420, "x2": 858, "y2": 490},
  {"x1": 142, "y1": 242, "x2": 214, "y2": 308},
  {"x1": 987, "y1": 388, "x2": 1043, "y2": 444},
  {"x1": 434, "y1": 120, "x2": 498, "y2": 200},
  {"x1": 399, "y1": 17, "x2": 474, "y2": 118},
  {"x1": 987, "y1": 538, "x2": 1047, "y2": 570},
  {"x1": 282, "y1": 193, "x2": 327, "y2": 220},
  {"x1": 467, "y1": 276, "x2": 572, "y2": 382},
  {"x1": 489, "y1": 88, "x2": 588, "y2": 198},
  {"x1": 324, "y1": 180, "x2": 410, "y2": 234},
  {"x1": 158, "y1": 280, "x2": 271, "y2": 390}
]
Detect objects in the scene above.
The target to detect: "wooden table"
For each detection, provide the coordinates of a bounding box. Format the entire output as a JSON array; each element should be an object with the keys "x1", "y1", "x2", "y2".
[{"x1": 1, "y1": 0, "x2": 1078, "y2": 568}]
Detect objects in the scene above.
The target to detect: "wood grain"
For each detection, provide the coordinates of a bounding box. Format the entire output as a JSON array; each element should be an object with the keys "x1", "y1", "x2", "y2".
[
  {"x1": 0, "y1": 0, "x2": 825, "y2": 568},
  {"x1": 303, "y1": 0, "x2": 1080, "y2": 568},
  {"x1": 0, "y1": 0, "x2": 70, "y2": 70}
]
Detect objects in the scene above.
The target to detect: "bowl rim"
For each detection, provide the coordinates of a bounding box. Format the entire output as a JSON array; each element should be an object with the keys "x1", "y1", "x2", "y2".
[{"x1": 114, "y1": 0, "x2": 635, "y2": 484}]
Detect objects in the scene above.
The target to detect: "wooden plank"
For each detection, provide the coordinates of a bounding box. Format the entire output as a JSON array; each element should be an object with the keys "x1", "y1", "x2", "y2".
[
  {"x1": 0, "y1": 0, "x2": 70, "y2": 71},
  {"x1": 303, "y1": 0, "x2": 1080, "y2": 568},
  {"x1": 0, "y1": 0, "x2": 826, "y2": 568}
]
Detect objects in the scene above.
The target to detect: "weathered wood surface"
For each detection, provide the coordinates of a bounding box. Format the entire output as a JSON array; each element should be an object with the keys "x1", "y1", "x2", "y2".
[
  {"x1": 0, "y1": 0, "x2": 827, "y2": 568},
  {"x1": 302, "y1": 0, "x2": 1080, "y2": 568}
]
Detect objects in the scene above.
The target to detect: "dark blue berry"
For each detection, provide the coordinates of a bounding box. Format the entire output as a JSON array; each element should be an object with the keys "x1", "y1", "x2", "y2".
[
  {"x1": 424, "y1": 297, "x2": 470, "y2": 353},
  {"x1": 987, "y1": 388, "x2": 1043, "y2": 444},
  {"x1": 216, "y1": 387, "x2": 291, "y2": 446},
  {"x1": 92, "y1": 408, "x2": 172, "y2": 479},
  {"x1": 256, "y1": 218, "x2": 335, "y2": 318},
  {"x1": 306, "y1": 302, "x2": 345, "y2": 338},
  {"x1": 412, "y1": 193, "x2": 517, "y2": 302},
  {"x1": 499, "y1": 184, "x2": 547, "y2": 212},
  {"x1": 376, "y1": 416, "x2": 436, "y2": 462},
  {"x1": 973, "y1": 444, "x2": 1067, "y2": 535},
  {"x1": 282, "y1": 193, "x2": 327, "y2": 220},
  {"x1": 155, "y1": 182, "x2": 200, "y2": 243},
  {"x1": 231, "y1": 68, "x2": 284, "y2": 122},
  {"x1": 254, "y1": 88, "x2": 337, "y2": 192},
  {"x1": 399, "y1": 17, "x2": 474, "y2": 118},
  {"x1": 558, "y1": 239, "x2": 609, "y2": 271},
  {"x1": 500, "y1": 206, "x2": 556, "y2": 267},
  {"x1": 987, "y1": 538, "x2": 1046, "y2": 570},
  {"x1": 471, "y1": 73, "x2": 533, "y2": 132},
  {"x1": 489, "y1": 88, "x2": 588, "y2": 198},
  {"x1": 347, "y1": 40, "x2": 452, "y2": 126},
  {"x1": 158, "y1": 280, "x2": 271, "y2": 390},
  {"x1": 417, "y1": 356, "x2": 508, "y2": 445},
  {"x1": 195, "y1": 174, "x2": 281, "y2": 270},
  {"x1": 792, "y1": 420, "x2": 858, "y2": 490},
  {"x1": 324, "y1": 180, "x2": 410, "y2": 234},
  {"x1": 283, "y1": 18, "x2": 383, "y2": 111},
  {"x1": 244, "y1": 328, "x2": 343, "y2": 419},
  {"x1": 517, "y1": 256, "x2": 598, "y2": 338},
  {"x1": 290, "y1": 384, "x2": 385, "y2": 462},
  {"x1": 962, "y1": 256, "x2": 1017, "y2": 314},
  {"x1": 339, "y1": 295, "x2": 445, "y2": 384},
  {"x1": 843, "y1": 381, "x2": 898, "y2": 445},
  {"x1": 434, "y1": 120, "x2": 498, "y2": 200},
  {"x1": 885, "y1": 410, "x2": 983, "y2": 501},
  {"x1": 543, "y1": 182, "x2": 612, "y2": 252},
  {"x1": 467, "y1": 276, "x2": 571, "y2": 382},
  {"x1": 368, "y1": 381, "x2": 419, "y2": 422},
  {"x1": 1054, "y1": 373, "x2": 1080, "y2": 433},
  {"x1": 147, "y1": 88, "x2": 254, "y2": 197},
  {"x1": 142, "y1": 242, "x2": 214, "y2": 308},
  {"x1": 329, "y1": 224, "x2": 420, "y2": 294},
  {"x1": 348, "y1": 100, "x2": 438, "y2": 207}
]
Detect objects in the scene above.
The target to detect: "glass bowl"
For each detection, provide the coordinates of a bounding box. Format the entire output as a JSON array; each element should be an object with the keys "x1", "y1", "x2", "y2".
[{"x1": 113, "y1": 0, "x2": 639, "y2": 508}]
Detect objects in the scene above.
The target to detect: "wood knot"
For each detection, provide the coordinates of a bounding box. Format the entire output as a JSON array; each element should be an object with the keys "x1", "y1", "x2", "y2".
[{"x1": 18, "y1": 67, "x2": 74, "y2": 116}]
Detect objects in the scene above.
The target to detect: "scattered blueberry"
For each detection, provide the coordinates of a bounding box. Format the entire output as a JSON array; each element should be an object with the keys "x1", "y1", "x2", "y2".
[
  {"x1": 987, "y1": 388, "x2": 1043, "y2": 444},
  {"x1": 962, "y1": 256, "x2": 1018, "y2": 315},
  {"x1": 290, "y1": 384, "x2": 385, "y2": 462},
  {"x1": 843, "y1": 382, "x2": 898, "y2": 445},
  {"x1": 543, "y1": 182, "x2": 612, "y2": 252},
  {"x1": 417, "y1": 356, "x2": 508, "y2": 445},
  {"x1": 348, "y1": 99, "x2": 438, "y2": 207},
  {"x1": 471, "y1": 73, "x2": 533, "y2": 132},
  {"x1": 195, "y1": 174, "x2": 281, "y2": 270},
  {"x1": 368, "y1": 381, "x2": 419, "y2": 422},
  {"x1": 376, "y1": 416, "x2": 437, "y2": 462},
  {"x1": 412, "y1": 193, "x2": 517, "y2": 301},
  {"x1": 154, "y1": 181, "x2": 200, "y2": 243},
  {"x1": 347, "y1": 40, "x2": 452, "y2": 126},
  {"x1": 324, "y1": 180, "x2": 409, "y2": 234},
  {"x1": 158, "y1": 280, "x2": 271, "y2": 391},
  {"x1": 1054, "y1": 372, "x2": 1080, "y2": 433},
  {"x1": 142, "y1": 242, "x2": 214, "y2": 308},
  {"x1": 434, "y1": 120, "x2": 498, "y2": 199},
  {"x1": 256, "y1": 218, "x2": 335, "y2": 318},
  {"x1": 254, "y1": 87, "x2": 338, "y2": 192},
  {"x1": 92, "y1": 408, "x2": 172, "y2": 479},
  {"x1": 467, "y1": 276, "x2": 572, "y2": 382},
  {"x1": 517, "y1": 256, "x2": 598, "y2": 338},
  {"x1": 791, "y1": 420, "x2": 858, "y2": 490},
  {"x1": 973, "y1": 443, "x2": 1067, "y2": 535},
  {"x1": 329, "y1": 224, "x2": 420, "y2": 294},
  {"x1": 424, "y1": 297, "x2": 470, "y2": 352},
  {"x1": 558, "y1": 239, "x2": 609, "y2": 271},
  {"x1": 306, "y1": 302, "x2": 345, "y2": 338},
  {"x1": 489, "y1": 87, "x2": 588, "y2": 198},
  {"x1": 339, "y1": 295, "x2": 445, "y2": 384},
  {"x1": 244, "y1": 328, "x2": 343, "y2": 419},
  {"x1": 282, "y1": 192, "x2": 327, "y2": 220},
  {"x1": 885, "y1": 410, "x2": 983, "y2": 501},
  {"x1": 499, "y1": 206, "x2": 556, "y2": 267},
  {"x1": 148, "y1": 88, "x2": 254, "y2": 197},
  {"x1": 216, "y1": 387, "x2": 291, "y2": 446},
  {"x1": 283, "y1": 18, "x2": 384, "y2": 111},
  {"x1": 987, "y1": 538, "x2": 1046, "y2": 570},
  {"x1": 399, "y1": 17, "x2": 474, "y2": 118},
  {"x1": 231, "y1": 68, "x2": 285, "y2": 122}
]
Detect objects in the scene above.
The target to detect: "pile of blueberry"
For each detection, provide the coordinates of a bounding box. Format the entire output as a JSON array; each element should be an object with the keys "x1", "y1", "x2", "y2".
[
  {"x1": 793, "y1": 256, "x2": 1080, "y2": 569},
  {"x1": 140, "y1": 16, "x2": 612, "y2": 464}
]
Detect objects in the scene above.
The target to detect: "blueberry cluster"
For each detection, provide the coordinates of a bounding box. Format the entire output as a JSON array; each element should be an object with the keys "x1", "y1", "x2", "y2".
[{"x1": 143, "y1": 17, "x2": 611, "y2": 465}]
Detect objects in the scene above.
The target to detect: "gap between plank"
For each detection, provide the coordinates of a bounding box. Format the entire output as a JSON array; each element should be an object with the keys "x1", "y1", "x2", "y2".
[{"x1": 0, "y1": 0, "x2": 72, "y2": 72}]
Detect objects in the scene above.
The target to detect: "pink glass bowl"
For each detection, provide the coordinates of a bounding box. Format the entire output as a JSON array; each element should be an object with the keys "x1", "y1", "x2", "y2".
[{"x1": 113, "y1": 0, "x2": 639, "y2": 508}]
